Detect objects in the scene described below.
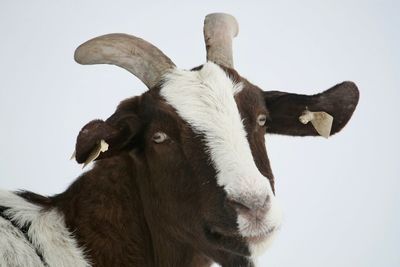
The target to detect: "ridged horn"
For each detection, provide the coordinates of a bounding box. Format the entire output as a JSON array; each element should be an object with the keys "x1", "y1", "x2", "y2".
[
  {"x1": 204, "y1": 13, "x2": 239, "y2": 68},
  {"x1": 74, "y1": 33, "x2": 175, "y2": 89}
]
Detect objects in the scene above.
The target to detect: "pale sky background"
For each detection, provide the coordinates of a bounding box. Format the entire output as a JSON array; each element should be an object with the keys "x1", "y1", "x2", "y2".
[{"x1": 0, "y1": 1, "x2": 399, "y2": 266}]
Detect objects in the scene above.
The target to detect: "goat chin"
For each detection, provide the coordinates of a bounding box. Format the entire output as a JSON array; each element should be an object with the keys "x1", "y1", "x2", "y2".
[
  {"x1": 247, "y1": 227, "x2": 280, "y2": 257},
  {"x1": 239, "y1": 196, "x2": 283, "y2": 256}
]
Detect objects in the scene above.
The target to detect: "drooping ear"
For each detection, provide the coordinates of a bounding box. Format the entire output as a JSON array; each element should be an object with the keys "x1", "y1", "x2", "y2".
[
  {"x1": 74, "y1": 98, "x2": 142, "y2": 165},
  {"x1": 264, "y1": 81, "x2": 359, "y2": 137}
]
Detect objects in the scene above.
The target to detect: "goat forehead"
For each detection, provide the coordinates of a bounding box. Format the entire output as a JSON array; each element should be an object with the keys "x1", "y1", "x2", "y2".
[
  {"x1": 160, "y1": 62, "x2": 268, "y2": 194},
  {"x1": 160, "y1": 62, "x2": 244, "y2": 142}
]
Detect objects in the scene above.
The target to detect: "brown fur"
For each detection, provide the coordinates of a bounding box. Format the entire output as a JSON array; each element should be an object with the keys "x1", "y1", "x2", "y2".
[{"x1": 17, "y1": 65, "x2": 358, "y2": 267}]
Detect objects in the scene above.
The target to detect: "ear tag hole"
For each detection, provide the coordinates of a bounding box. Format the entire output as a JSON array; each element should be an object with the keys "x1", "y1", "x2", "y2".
[{"x1": 299, "y1": 110, "x2": 333, "y2": 138}]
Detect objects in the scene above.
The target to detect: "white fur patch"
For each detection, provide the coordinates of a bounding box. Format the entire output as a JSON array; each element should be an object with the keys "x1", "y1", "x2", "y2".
[
  {"x1": 161, "y1": 62, "x2": 265, "y2": 195},
  {"x1": 0, "y1": 216, "x2": 43, "y2": 266},
  {"x1": 160, "y1": 62, "x2": 282, "y2": 253},
  {"x1": 0, "y1": 190, "x2": 90, "y2": 267}
]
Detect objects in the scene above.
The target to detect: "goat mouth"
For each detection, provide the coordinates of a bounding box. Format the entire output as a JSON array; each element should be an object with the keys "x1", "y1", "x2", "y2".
[
  {"x1": 244, "y1": 226, "x2": 277, "y2": 245},
  {"x1": 204, "y1": 224, "x2": 251, "y2": 257}
]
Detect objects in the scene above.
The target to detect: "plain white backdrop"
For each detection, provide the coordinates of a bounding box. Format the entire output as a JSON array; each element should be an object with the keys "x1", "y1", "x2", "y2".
[{"x1": 0, "y1": 1, "x2": 399, "y2": 266}]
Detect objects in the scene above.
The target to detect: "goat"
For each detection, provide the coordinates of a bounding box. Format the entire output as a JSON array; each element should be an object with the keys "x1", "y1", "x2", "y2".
[{"x1": 0, "y1": 13, "x2": 359, "y2": 267}]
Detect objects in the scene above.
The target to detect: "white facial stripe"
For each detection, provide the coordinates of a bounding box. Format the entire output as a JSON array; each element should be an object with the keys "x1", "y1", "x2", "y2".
[
  {"x1": 161, "y1": 62, "x2": 282, "y2": 254},
  {"x1": 161, "y1": 62, "x2": 270, "y2": 199}
]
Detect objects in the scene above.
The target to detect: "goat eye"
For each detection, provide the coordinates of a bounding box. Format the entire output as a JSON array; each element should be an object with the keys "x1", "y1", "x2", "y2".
[
  {"x1": 152, "y1": 132, "x2": 168, "y2": 143},
  {"x1": 257, "y1": 114, "x2": 267, "y2": 126}
]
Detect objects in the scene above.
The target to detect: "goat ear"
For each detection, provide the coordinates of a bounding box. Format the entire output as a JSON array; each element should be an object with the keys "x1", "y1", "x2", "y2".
[
  {"x1": 264, "y1": 81, "x2": 359, "y2": 137},
  {"x1": 74, "y1": 102, "x2": 142, "y2": 165}
]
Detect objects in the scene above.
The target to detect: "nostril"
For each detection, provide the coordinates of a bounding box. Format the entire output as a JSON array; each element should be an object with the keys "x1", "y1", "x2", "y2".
[
  {"x1": 262, "y1": 195, "x2": 271, "y2": 208},
  {"x1": 259, "y1": 195, "x2": 271, "y2": 214},
  {"x1": 227, "y1": 194, "x2": 271, "y2": 217},
  {"x1": 227, "y1": 198, "x2": 251, "y2": 212}
]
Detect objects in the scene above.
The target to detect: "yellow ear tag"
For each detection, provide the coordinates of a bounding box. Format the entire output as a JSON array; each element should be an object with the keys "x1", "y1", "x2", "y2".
[
  {"x1": 299, "y1": 110, "x2": 333, "y2": 138},
  {"x1": 82, "y1": 139, "x2": 109, "y2": 169}
]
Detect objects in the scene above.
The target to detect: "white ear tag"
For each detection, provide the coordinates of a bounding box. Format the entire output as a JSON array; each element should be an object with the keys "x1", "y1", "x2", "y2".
[
  {"x1": 82, "y1": 139, "x2": 109, "y2": 169},
  {"x1": 299, "y1": 110, "x2": 333, "y2": 138},
  {"x1": 70, "y1": 150, "x2": 76, "y2": 160}
]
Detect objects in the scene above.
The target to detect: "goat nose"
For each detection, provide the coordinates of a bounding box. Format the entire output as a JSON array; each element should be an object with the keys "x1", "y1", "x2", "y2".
[{"x1": 227, "y1": 195, "x2": 270, "y2": 218}]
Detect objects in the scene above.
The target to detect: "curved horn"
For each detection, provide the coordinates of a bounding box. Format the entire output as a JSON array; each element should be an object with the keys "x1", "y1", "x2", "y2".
[
  {"x1": 74, "y1": 33, "x2": 175, "y2": 89},
  {"x1": 204, "y1": 13, "x2": 239, "y2": 68}
]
